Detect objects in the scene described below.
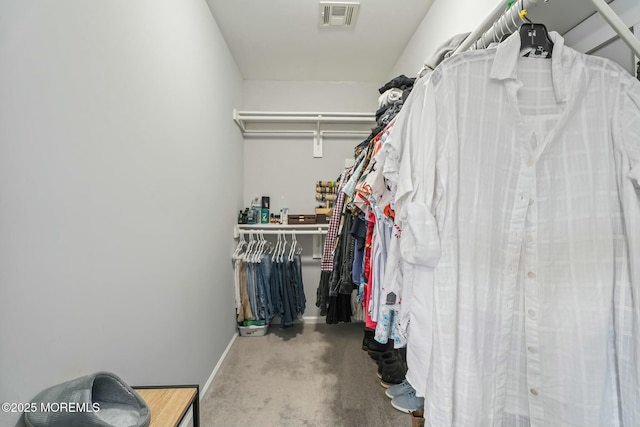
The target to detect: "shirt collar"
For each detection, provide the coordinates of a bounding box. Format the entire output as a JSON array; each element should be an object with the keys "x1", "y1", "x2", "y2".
[{"x1": 490, "y1": 31, "x2": 569, "y2": 103}]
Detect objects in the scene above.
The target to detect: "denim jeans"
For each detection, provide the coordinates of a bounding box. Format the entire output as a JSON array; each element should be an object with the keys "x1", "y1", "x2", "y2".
[
  {"x1": 246, "y1": 262, "x2": 260, "y2": 319},
  {"x1": 270, "y1": 260, "x2": 281, "y2": 318},
  {"x1": 258, "y1": 254, "x2": 274, "y2": 322},
  {"x1": 281, "y1": 260, "x2": 295, "y2": 328},
  {"x1": 291, "y1": 255, "x2": 306, "y2": 315}
]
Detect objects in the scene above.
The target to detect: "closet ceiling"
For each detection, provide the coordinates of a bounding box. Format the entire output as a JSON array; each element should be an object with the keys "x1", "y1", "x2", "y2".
[
  {"x1": 206, "y1": 0, "x2": 616, "y2": 83},
  {"x1": 527, "y1": 0, "x2": 615, "y2": 36},
  {"x1": 206, "y1": 0, "x2": 435, "y2": 82}
]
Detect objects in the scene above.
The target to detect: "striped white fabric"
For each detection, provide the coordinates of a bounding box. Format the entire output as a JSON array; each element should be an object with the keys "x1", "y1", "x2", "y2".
[{"x1": 393, "y1": 32, "x2": 640, "y2": 427}]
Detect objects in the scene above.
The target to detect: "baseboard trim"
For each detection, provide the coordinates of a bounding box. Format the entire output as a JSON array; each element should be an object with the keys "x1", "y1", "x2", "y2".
[
  {"x1": 179, "y1": 331, "x2": 239, "y2": 427},
  {"x1": 203, "y1": 331, "x2": 238, "y2": 395},
  {"x1": 302, "y1": 316, "x2": 323, "y2": 324}
]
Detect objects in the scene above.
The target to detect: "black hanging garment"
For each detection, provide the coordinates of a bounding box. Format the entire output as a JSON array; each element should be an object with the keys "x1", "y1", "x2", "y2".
[{"x1": 326, "y1": 213, "x2": 356, "y2": 324}]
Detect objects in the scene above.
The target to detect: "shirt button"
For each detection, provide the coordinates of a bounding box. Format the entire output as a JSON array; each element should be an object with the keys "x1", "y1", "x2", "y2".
[
  {"x1": 528, "y1": 346, "x2": 537, "y2": 353},
  {"x1": 527, "y1": 235, "x2": 534, "y2": 243},
  {"x1": 528, "y1": 309, "x2": 536, "y2": 318},
  {"x1": 529, "y1": 199, "x2": 535, "y2": 205},
  {"x1": 527, "y1": 271, "x2": 536, "y2": 278},
  {"x1": 526, "y1": 160, "x2": 534, "y2": 167},
  {"x1": 530, "y1": 388, "x2": 539, "y2": 396}
]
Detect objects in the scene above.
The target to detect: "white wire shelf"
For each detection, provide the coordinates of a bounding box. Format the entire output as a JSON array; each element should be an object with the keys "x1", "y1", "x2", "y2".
[{"x1": 234, "y1": 223, "x2": 329, "y2": 238}]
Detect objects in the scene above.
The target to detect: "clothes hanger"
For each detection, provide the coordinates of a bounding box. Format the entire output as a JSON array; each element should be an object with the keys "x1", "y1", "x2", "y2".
[
  {"x1": 243, "y1": 232, "x2": 254, "y2": 261},
  {"x1": 254, "y1": 232, "x2": 265, "y2": 263},
  {"x1": 248, "y1": 233, "x2": 256, "y2": 262},
  {"x1": 264, "y1": 232, "x2": 274, "y2": 255},
  {"x1": 279, "y1": 233, "x2": 288, "y2": 263},
  {"x1": 260, "y1": 232, "x2": 273, "y2": 259},
  {"x1": 288, "y1": 232, "x2": 297, "y2": 262},
  {"x1": 273, "y1": 232, "x2": 283, "y2": 261},
  {"x1": 496, "y1": 15, "x2": 505, "y2": 42},
  {"x1": 510, "y1": 6, "x2": 519, "y2": 34},
  {"x1": 518, "y1": 0, "x2": 553, "y2": 58},
  {"x1": 498, "y1": 13, "x2": 512, "y2": 43},
  {"x1": 233, "y1": 233, "x2": 246, "y2": 259}
]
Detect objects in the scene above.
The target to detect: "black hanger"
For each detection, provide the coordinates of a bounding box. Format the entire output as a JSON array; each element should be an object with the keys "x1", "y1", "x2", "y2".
[{"x1": 519, "y1": 22, "x2": 553, "y2": 58}]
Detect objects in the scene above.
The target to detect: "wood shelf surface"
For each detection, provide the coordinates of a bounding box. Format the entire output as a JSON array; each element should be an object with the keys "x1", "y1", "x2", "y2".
[{"x1": 134, "y1": 387, "x2": 197, "y2": 427}]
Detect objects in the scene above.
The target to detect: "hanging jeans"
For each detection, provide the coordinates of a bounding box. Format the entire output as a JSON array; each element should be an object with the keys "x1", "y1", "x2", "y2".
[
  {"x1": 291, "y1": 255, "x2": 306, "y2": 315},
  {"x1": 281, "y1": 260, "x2": 296, "y2": 328},
  {"x1": 245, "y1": 262, "x2": 260, "y2": 320},
  {"x1": 258, "y1": 254, "x2": 274, "y2": 322},
  {"x1": 272, "y1": 260, "x2": 293, "y2": 328},
  {"x1": 270, "y1": 259, "x2": 282, "y2": 320}
]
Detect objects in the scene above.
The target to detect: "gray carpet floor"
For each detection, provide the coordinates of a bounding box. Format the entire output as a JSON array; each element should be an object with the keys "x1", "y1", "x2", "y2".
[{"x1": 200, "y1": 322, "x2": 410, "y2": 427}]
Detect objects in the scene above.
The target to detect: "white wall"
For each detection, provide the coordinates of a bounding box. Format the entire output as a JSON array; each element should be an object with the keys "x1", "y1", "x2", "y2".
[
  {"x1": 0, "y1": 1, "x2": 243, "y2": 426},
  {"x1": 563, "y1": 0, "x2": 640, "y2": 73},
  {"x1": 389, "y1": 0, "x2": 498, "y2": 78},
  {"x1": 242, "y1": 80, "x2": 379, "y2": 317},
  {"x1": 243, "y1": 80, "x2": 379, "y2": 213},
  {"x1": 391, "y1": 0, "x2": 640, "y2": 79}
]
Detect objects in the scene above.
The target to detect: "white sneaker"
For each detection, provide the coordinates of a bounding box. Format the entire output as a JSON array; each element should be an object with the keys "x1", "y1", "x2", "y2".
[
  {"x1": 385, "y1": 379, "x2": 413, "y2": 399},
  {"x1": 391, "y1": 388, "x2": 425, "y2": 413}
]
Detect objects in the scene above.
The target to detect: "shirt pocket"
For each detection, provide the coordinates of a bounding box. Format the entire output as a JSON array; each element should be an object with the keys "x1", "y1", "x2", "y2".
[{"x1": 400, "y1": 202, "x2": 441, "y2": 267}]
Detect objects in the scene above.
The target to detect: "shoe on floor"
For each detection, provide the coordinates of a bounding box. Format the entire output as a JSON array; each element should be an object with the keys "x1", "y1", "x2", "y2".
[
  {"x1": 364, "y1": 337, "x2": 394, "y2": 359},
  {"x1": 361, "y1": 329, "x2": 375, "y2": 351},
  {"x1": 385, "y1": 379, "x2": 414, "y2": 399},
  {"x1": 391, "y1": 388, "x2": 425, "y2": 414},
  {"x1": 377, "y1": 349, "x2": 401, "y2": 367},
  {"x1": 377, "y1": 357, "x2": 403, "y2": 379},
  {"x1": 25, "y1": 371, "x2": 150, "y2": 427},
  {"x1": 380, "y1": 359, "x2": 407, "y2": 388}
]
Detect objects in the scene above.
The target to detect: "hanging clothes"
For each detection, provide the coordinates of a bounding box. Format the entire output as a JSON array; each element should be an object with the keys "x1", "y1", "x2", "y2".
[
  {"x1": 233, "y1": 242, "x2": 274, "y2": 324},
  {"x1": 382, "y1": 31, "x2": 470, "y2": 400},
  {"x1": 393, "y1": 31, "x2": 640, "y2": 427},
  {"x1": 317, "y1": 168, "x2": 351, "y2": 317},
  {"x1": 233, "y1": 235, "x2": 306, "y2": 327},
  {"x1": 326, "y1": 210, "x2": 356, "y2": 324},
  {"x1": 271, "y1": 250, "x2": 306, "y2": 329}
]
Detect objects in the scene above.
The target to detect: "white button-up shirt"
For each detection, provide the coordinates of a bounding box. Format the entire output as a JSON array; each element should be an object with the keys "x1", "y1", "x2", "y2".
[{"x1": 393, "y1": 32, "x2": 640, "y2": 427}]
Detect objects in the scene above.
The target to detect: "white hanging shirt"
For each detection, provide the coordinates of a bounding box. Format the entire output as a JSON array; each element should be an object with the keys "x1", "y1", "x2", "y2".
[{"x1": 398, "y1": 31, "x2": 640, "y2": 427}]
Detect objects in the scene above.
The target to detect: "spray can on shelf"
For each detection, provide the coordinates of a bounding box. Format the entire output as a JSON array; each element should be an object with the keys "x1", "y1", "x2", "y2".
[{"x1": 261, "y1": 196, "x2": 270, "y2": 224}]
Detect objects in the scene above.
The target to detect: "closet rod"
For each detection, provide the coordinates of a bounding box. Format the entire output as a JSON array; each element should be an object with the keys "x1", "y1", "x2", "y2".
[
  {"x1": 233, "y1": 110, "x2": 376, "y2": 132},
  {"x1": 236, "y1": 230, "x2": 328, "y2": 236},
  {"x1": 236, "y1": 110, "x2": 374, "y2": 118},
  {"x1": 590, "y1": 0, "x2": 640, "y2": 59},
  {"x1": 238, "y1": 115, "x2": 374, "y2": 123},
  {"x1": 454, "y1": 0, "x2": 543, "y2": 55},
  {"x1": 238, "y1": 224, "x2": 329, "y2": 229},
  {"x1": 241, "y1": 130, "x2": 370, "y2": 137},
  {"x1": 454, "y1": 0, "x2": 640, "y2": 59}
]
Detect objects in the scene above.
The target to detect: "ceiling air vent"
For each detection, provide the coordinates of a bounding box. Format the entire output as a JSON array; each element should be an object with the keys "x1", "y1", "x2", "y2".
[{"x1": 319, "y1": 2, "x2": 360, "y2": 29}]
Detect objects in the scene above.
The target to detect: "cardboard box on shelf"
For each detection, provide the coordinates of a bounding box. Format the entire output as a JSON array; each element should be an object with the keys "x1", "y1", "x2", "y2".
[{"x1": 287, "y1": 214, "x2": 316, "y2": 224}]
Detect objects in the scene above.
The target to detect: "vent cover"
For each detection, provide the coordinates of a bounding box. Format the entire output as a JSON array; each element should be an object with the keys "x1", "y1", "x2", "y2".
[{"x1": 319, "y1": 2, "x2": 360, "y2": 28}]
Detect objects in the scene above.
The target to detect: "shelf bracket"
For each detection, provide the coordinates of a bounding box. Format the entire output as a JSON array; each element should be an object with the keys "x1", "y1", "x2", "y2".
[
  {"x1": 232, "y1": 110, "x2": 375, "y2": 158},
  {"x1": 313, "y1": 116, "x2": 323, "y2": 158}
]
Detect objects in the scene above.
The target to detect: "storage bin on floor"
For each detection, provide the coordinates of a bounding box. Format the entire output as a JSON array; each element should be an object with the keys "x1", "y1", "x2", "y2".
[{"x1": 238, "y1": 325, "x2": 268, "y2": 337}]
